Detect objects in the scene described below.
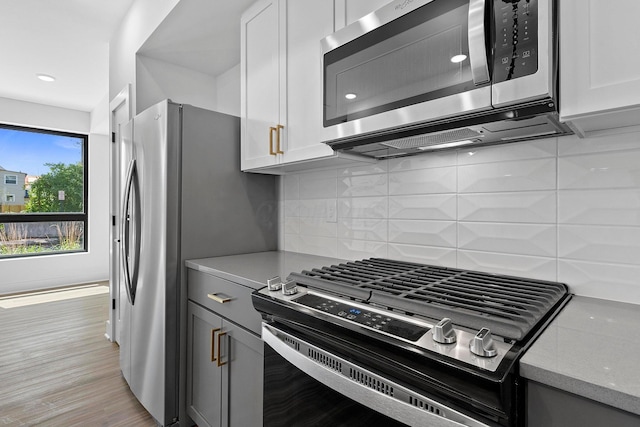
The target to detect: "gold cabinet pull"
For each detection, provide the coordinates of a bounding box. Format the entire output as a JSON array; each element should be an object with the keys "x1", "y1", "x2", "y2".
[
  {"x1": 210, "y1": 328, "x2": 221, "y2": 362},
  {"x1": 216, "y1": 331, "x2": 228, "y2": 367},
  {"x1": 207, "y1": 293, "x2": 232, "y2": 304},
  {"x1": 269, "y1": 127, "x2": 277, "y2": 155},
  {"x1": 276, "y1": 124, "x2": 284, "y2": 154}
]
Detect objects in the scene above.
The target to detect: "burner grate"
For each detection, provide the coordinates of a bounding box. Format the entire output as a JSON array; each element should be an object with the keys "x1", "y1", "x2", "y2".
[{"x1": 289, "y1": 258, "x2": 568, "y2": 341}]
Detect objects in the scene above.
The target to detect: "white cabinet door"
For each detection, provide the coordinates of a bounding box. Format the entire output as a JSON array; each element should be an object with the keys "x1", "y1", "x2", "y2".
[
  {"x1": 334, "y1": 0, "x2": 393, "y2": 30},
  {"x1": 241, "y1": 0, "x2": 284, "y2": 171},
  {"x1": 560, "y1": 0, "x2": 640, "y2": 135},
  {"x1": 282, "y1": 0, "x2": 335, "y2": 164}
]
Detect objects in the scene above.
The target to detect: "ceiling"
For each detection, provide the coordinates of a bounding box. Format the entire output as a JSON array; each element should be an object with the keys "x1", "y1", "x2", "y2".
[
  {"x1": 139, "y1": 0, "x2": 255, "y2": 77},
  {"x1": 0, "y1": 0, "x2": 135, "y2": 112},
  {"x1": 0, "y1": 0, "x2": 254, "y2": 113}
]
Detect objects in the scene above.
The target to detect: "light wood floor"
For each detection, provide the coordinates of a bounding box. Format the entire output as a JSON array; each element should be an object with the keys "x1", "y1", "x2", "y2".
[{"x1": 0, "y1": 285, "x2": 156, "y2": 426}]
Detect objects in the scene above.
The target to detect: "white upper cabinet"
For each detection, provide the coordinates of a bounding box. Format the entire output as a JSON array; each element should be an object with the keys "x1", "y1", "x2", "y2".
[
  {"x1": 240, "y1": 0, "x2": 283, "y2": 171},
  {"x1": 241, "y1": 0, "x2": 373, "y2": 173},
  {"x1": 281, "y1": 0, "x2": 335, "y2": 165},
  {"x1": 559, "y1": 0, "x2": 640, "y2": 136}
]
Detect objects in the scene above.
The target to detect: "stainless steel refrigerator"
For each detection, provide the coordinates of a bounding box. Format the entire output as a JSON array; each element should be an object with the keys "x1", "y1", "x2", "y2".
[{"x1": 117, "y1": 100, "x2": 277, "y2": 426}]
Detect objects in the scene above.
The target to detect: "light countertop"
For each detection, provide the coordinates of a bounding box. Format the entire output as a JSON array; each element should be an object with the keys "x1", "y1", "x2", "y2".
[
  {"x1": 185, "y1": 251, "x2": 345, "y2": 291},
  {"x1": 520, "y1": 295, "x2": 640, "y2": 415}
]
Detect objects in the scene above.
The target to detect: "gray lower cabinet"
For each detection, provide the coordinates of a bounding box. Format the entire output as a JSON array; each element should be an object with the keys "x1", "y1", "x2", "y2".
[
  {"x1": 527, "y1": 381, "x2": 640, "y2": 427},
  {"x1": 186, "y1": 270, "x2": 264, "y2": 427}
]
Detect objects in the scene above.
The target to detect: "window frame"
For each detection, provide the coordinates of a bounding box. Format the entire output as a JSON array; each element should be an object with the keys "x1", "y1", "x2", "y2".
[
  {"x1": 4, "y1": 174, "x2": 17, "y2": 185},
  {"x1": 0, "y1": 123, "x2": 89, "y2": 258}
]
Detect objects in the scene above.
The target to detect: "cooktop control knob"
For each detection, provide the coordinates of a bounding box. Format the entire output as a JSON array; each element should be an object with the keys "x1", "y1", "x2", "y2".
[
  {"x1": 267, "y1": 276, "x2": 282, "y2": 291},
  {"x1": 432, "y1": 318, "x2": 456, "y2": 344},
  {"x1": 469, "y1": 328, "x2": 497, "y2": 358},
  {"x1": 282, "y1": 280, "x2": 298, "y2": 296}
]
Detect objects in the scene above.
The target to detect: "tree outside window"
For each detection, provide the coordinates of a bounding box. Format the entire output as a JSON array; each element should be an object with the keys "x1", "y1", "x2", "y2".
[{"x1": 0, "y1": 124, "x2": 88, "y2": 258}]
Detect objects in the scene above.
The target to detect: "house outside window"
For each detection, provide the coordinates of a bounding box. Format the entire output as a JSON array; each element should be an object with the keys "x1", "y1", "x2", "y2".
[{"x1": 0, "y1": 123, "x2": 88, "y2": 258}]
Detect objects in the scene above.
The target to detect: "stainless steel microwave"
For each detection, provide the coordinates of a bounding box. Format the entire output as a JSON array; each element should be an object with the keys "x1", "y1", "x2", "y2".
[{"x1": 321, "y1": 0, "x2": 572, "y2": 158}]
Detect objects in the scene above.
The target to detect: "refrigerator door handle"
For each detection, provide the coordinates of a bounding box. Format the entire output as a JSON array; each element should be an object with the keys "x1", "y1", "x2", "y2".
[{"x1": 120, "y1": 158, "x2": 139, "y2": 305}]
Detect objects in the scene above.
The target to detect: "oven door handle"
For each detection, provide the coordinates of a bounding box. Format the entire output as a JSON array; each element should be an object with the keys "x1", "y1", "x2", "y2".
[{"x1": 262, "y1": 323, "x2": 490, "y2": 427}]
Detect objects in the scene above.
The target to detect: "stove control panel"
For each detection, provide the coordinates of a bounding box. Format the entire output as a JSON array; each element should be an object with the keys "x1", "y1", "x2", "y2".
[
  {"x1": 259, "y1": 286, "x2": 514, "y2": 371},
  {"x1": 294, "y1": 293, "x2": 429, "y2": 342}
]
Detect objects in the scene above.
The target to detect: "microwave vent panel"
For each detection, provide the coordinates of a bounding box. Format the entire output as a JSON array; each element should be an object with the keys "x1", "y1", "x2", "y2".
[{"x1": 380, "y1": 128, "x2": 482, "y2": 150}]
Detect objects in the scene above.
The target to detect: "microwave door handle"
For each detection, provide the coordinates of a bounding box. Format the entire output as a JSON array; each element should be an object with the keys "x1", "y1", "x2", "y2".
[{"x1": 468, "y1": 0, "x2": 490, "y2": 85}]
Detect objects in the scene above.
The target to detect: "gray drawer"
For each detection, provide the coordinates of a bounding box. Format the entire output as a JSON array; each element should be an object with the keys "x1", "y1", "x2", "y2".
[{"x1": 187, "y1": 269, "x2": 262, "y2": 335}]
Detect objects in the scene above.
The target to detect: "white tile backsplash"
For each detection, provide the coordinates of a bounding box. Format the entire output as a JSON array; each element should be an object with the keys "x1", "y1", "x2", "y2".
[
  {"x1": 283, "y1": 174, "x2": 299, "y2": 200},
  {"x1": 558, "y1": 225, "x2": 640, "y2": 264},
  {"x1": 558, "y1": 149, "x2": 640, "y2": 190},
  {"x1": 281, "y1": 131, "x2": 640, "y2": 305},
  {"x1": 558, "y1": 260, "x2": 640, "y2": 303},
  {"x1": 389, "y1": 167, "x2": 457, "y2": 195},
  {"x1": 558, "y1": 189, "x2": 640, "y2": 226},
  {"x1": 458, "y1": 222, "x2": 557, "y2": 257},
  {"x1": 337, "y1": 196, "x2": 388, "y2": 219},
  {"x1": 338, "y1": 173, "x2": 388, "y2": 197},
  {"x1": 458, "y1": 158, "x2": 557, "y2": 193},
  {"x1": 458, "y1": 191, "x2": 556, "y2": 223},
  {"x1": 338, "y1": 219, "x2": 387, "y2": 241},
  {"x1": 388, "y1": 194, "x2": 457, "y2": 220},
  {"x1": 388, "y1": 220, "x2": 457, "y2": 247},
  {"x1": 298, "y1": 169, "x2": 337, "y2": 199}
]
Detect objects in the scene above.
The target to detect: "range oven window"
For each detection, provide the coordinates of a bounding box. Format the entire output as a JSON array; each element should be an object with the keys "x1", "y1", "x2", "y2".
[
  {"x1": 323, "y1": 0, "x2": 477, "y2": 126},
  {"x1": 263, "y1": 344, "x2": 407, "y2": 427}
]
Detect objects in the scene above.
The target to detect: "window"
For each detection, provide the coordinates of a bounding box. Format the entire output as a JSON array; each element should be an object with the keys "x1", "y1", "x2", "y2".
[{"x1": 0, "y1": 123, "x2": 88, "y2": 258}]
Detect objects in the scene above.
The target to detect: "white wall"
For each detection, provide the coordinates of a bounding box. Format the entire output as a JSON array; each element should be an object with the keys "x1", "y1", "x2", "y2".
[
  {"x1": 136, "y1": 55, "x2": 217, "y2": 112},
  {"x1": 280, "y1": 130, "x2": 640, "y2": 305},
  {"x1": 216, "y1": 63, "x2": 241, "y2": 117},
  {"x1": 0, "y1": 98, "x2": 110, "y2": 294},
  {"x1": 109, "y1": 0, "x2": 181, "y2": 113},
  {"x1": 0, "y1": 97, "x2": 89, "y2": 133}
]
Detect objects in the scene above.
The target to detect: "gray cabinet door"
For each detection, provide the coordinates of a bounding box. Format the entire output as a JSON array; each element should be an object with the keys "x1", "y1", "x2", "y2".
[
  {"x1": 187, "y1": 301, "x2": 224, "y2": 427},
  {"x1": 222, "y1": 320, "x2": 264, "y2": 427},
  {"x1": 187, "y1": 300, "x2": 264, "y2": 427}
]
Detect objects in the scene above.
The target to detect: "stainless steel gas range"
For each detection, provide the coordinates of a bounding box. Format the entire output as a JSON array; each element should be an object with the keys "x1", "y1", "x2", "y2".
[{"x1": 252, "y1": 258, "x2": 571, "y2": 427}]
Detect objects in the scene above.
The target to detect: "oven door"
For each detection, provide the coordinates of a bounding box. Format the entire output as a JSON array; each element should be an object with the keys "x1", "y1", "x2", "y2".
[
  {"x1": 321, "y1": 0, "x2": 492, "y2": 142},
  {"x1": 262, "y1": 322, "x2": 492, "y2": 427}
]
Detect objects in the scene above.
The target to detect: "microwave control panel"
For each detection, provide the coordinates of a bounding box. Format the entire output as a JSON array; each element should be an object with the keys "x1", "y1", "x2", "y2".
[{"x1": 493, "y1": 0, "x2": 539, "y2": 82}]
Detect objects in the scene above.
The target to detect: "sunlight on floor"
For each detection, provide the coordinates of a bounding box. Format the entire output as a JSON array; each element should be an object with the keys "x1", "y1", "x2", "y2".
[{"x1": 0, "y1": 284, "x2": 109, "y2": 309}]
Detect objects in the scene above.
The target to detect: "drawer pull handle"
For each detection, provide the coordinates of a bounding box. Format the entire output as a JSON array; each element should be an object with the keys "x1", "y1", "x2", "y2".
[
  {"x1": 207, "y1": 293, "x2": 232, "y2": 304},
  {"x1": 217, "y1": 331, "x2": 228, "y2": 367},
  {"x1": 210, "y1": 328, "x2": 221, "y2": 362}
]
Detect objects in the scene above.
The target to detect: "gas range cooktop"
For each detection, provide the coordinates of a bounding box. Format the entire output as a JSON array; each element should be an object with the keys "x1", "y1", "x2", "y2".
[{"x1": 256, "y1": 258, "x2": 570, "y2": 372}]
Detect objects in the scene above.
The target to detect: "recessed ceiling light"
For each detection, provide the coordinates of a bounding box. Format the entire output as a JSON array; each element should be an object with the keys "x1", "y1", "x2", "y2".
[
  {"x1": 345, "y1": 93, "x2": 357, "y2": 100},
  {"x1": 36, "y1": 73, "x2": 56, "y2": 82},
  {"x1": 450, "y1": 54, "x2": 467, "y2": 63}
]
